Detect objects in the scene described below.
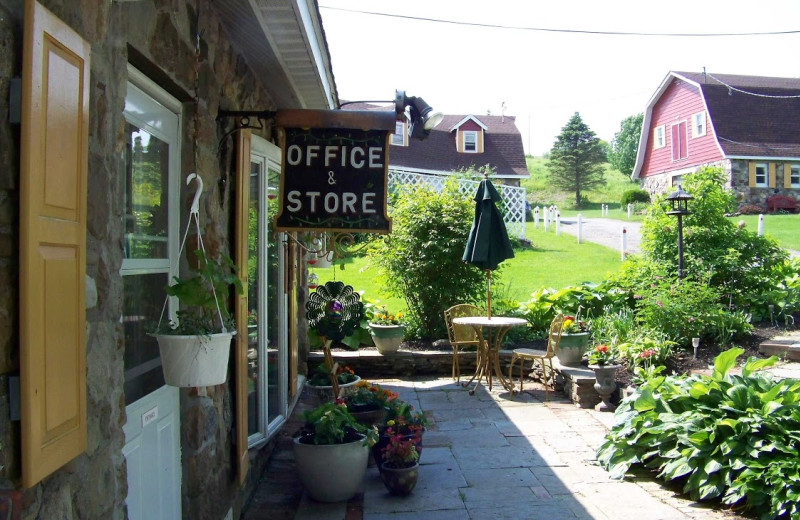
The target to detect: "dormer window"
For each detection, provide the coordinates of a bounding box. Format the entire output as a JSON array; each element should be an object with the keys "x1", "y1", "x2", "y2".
[{"x1": 463, "y1": 131, "x2": 478, "y2": 153}]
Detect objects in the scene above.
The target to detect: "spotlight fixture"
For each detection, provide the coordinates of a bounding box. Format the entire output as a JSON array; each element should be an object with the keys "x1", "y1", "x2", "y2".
[{"x1": 395, "y1": 90, "x2": 444, "y2": 140}]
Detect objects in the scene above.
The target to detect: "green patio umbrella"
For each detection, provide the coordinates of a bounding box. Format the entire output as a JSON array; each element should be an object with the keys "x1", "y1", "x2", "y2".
[{"x1": 462, "y1": 175, "x2": 515, "y2": 318}]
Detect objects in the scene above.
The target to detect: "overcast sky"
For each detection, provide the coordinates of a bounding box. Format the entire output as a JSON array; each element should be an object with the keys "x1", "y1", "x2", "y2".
[{"x1": 318, "y1": 0, "x2": 800, "y2": 156}]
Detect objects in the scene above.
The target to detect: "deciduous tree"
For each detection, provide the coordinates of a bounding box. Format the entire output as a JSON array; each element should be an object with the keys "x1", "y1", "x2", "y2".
[{"x1": 609, "y1": 113, "x2": 643, "y2": 176}]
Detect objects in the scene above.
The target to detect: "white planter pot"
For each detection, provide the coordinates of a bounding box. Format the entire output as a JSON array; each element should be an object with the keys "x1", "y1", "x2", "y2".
[
  {"x1": 154, "y1": 331, "x2": 234, "y2": 387},
  {"x1": 293, "y1": 434, "x2": 369, "y2": 502}
]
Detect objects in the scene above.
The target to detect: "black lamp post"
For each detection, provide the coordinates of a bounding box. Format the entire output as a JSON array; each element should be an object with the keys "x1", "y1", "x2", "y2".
[{"x1": 665, "y1": 184, "x2": 693, "y2": 279}]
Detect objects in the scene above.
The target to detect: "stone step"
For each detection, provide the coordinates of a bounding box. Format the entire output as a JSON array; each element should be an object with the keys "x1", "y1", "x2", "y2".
[{"x1": 759, "y1": 336, "x2": 800, "y2": 361}]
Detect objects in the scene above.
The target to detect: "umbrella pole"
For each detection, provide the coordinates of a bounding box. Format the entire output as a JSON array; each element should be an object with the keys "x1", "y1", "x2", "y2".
[{"x1": 486, "y1": 269, "x2": 492, "y2": 319}]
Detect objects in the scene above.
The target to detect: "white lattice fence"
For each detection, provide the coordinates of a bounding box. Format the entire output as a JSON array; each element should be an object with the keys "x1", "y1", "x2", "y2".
[{"x1": 388, "y1": 169, "x2": 526, "y2": 239}]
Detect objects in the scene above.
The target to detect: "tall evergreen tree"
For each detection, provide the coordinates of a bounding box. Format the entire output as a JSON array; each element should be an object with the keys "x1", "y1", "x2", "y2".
[
  {"x1": 608, "y1": 113, "x2": 643, "y2": 176},
  {"x1": 547, "y1": 112, "x2": 607, "y2": 207}
]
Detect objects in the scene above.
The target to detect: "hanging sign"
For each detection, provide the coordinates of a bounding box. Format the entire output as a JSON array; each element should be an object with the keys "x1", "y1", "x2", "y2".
[{"x1": 273, "y1": 109, "x2": 396, "y2": 233}]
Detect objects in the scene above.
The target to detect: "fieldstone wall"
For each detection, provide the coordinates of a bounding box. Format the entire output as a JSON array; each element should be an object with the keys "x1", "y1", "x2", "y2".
[
  {"x1": 0, "y1": 1, "x2": 282, "y2": 519},
  {"x1": 730, "y1": 159, "x2": 800, "y2": 209}
]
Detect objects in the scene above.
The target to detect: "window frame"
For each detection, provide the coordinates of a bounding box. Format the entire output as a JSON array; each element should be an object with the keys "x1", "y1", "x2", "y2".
[
  {"x1": 754, "y1": 162, "x2": 769, "y2": 187},
  {"x1": 790, "y1": 164, "x2": 800, "y2": 188},
  {"x1": 653, "y1": 125, "x2": 666, "y2": 149},
  {"x1": 462, "y1": 130, "x2": 478, "y2": 153},
  {"x1": 391, "y1": 121, "x2": 405, "y2": 146},
  {"x1": 691, "y1": 111, "x2": 706, "y2": 138}
]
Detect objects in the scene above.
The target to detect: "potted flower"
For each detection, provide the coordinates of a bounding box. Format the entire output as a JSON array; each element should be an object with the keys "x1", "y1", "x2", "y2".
[
  {"x1": 378, "y1": 426, "x2": 420, "y2": 496},
  {"x1": 306, "y1": 361, "x2": 361, "y2": 404},
  {"x1": 368, "y1": 307, "x2": 406, "y2": 356},
  {"x1": 585, "y1": 344, "x2": 621, "y2": 412},
  {"x1": 373, "y1": 399, "x2": 428, "y2": 467},
  {"x1": 342, "y1": 380, "x2": 398, "y2": 427},
  {"x1": 151, "y1": 249, "x2": 243, "y2": 387},
  {"x1": 555, "y1": 313, "x2": 590, "y2": 365},
  {"x1": 293, "y1": 401, "x2": 378, "y2": 502}
]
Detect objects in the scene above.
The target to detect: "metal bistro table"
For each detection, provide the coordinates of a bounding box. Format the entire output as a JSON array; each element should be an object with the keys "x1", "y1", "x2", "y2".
[{"x1": 453, "y1": 316, "x2": 527, "y2": 395}]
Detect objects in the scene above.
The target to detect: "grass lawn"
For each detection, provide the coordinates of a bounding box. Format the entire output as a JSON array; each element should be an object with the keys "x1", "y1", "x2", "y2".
[
  {"x1": 313, "y1": 221, "x2": 624, "y2": 313},
  {"x1": 727, "y1": 213, "x2": 800, "y2": 251}
]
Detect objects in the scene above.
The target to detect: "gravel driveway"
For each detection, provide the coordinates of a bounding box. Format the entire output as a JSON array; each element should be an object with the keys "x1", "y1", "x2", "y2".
[{"x1": 556, "y1": 217, "x2": 642, "y2": 255}]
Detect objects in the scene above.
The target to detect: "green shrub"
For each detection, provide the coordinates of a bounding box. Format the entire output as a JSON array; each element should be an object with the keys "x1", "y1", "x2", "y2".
[
  {"x1": 620, "y1": 188, "x2": 651, "y2": 206},
  {"x1": 367, "y1": 181, "x2": 485, "y2": 339},
  {"x1": 641, "y1": 166, "x2": 789, "y2": 314},
  {"x1": 597, "y1": 349, "x2": 800, "y2": 518}
]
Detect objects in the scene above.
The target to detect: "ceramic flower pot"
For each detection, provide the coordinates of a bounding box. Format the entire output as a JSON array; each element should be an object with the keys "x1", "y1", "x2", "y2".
[
  {"x1": 293, "y1": 433, "x2": 369, "y2": 502},
  {"x1": 380, "y1": 462, "x2": 419, "y2": 496},
  {"x1": 305, "y1": 376, "x2": 361, "y2": 405},
  {"x1": 369, "y1": 324, "x2": 405, "y2": 356},
  {"x1": 589, "y1": 364, "x2": 621, "y2": 412},
  {"x1": 556, "y1": 332, "x2": 590, "y2": 365}
]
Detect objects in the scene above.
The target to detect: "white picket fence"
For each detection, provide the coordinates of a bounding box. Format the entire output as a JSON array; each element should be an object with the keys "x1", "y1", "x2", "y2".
[{"x1": 387, "y1": 169, "x2": 527, "y2": 239}]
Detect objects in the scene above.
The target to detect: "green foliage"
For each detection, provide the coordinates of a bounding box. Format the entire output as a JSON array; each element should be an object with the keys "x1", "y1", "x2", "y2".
[
  {"x1": 641, "y1": 167, "x2": 789, "y2": 314},
  {"x1": 547, "y1": 112, "x2": 608, "y2": 208},
  {"x1": 620, "y1": 188, "x2": 650, "y2": 206},
  {"x1": 608, "y1": 113, "x2": 643, "y2": 176},
  {"x1": 596, "y1": 349, "x2": 800, "y2": 519},
  {"x1": 156, "y1": 250, "x2": 243, "y2": 335},
  {"x1": 301, "y1": 402, "x2": 378, "y2": 446},
  {"x1": 367, "y1": 181, "x2": 485, "y2": 339}
]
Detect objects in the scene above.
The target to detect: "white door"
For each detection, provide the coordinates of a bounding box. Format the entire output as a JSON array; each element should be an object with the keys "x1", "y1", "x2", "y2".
[
  {"x1": 123, "y1": 386, "x2": 181, "y2": 520},
  {"x1": 120, "y1": 66, "x2": 182, "y2": 520}
]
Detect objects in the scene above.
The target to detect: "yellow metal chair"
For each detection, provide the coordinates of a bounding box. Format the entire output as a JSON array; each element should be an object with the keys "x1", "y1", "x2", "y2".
[
  {"x1": 509, "y1": 314, "x2": 565, "y2": 401},
  {"x1": 443, "y1": 304, "x2": 482, "y2": 382}
]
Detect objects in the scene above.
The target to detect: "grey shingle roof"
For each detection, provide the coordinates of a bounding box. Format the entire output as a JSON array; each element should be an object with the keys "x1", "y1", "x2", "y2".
[
  {"x1": 339, "y1": 102, "x2": 528, "y2": 176},
  {"x1": 675, "y1": 71, "x2": 800, "y2": 157}
]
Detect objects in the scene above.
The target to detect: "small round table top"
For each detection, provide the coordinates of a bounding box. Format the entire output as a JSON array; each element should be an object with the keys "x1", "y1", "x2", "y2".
[{"x1": 452, "y1": 316, "x2": 527, "y2": 328}]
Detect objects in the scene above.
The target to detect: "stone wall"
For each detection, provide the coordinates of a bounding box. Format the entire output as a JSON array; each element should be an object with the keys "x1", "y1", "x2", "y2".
[
  {"x1": 730, "y1": 159, "x2": 800, "y2": 209},
  {"x1": 0, "y1": 1, "x2": 279, "y2": 518}
]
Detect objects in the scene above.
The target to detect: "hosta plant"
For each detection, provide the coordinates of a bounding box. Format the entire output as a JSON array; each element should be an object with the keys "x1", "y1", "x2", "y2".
[{"x1": 596, "y1": 348, "x2": 800, "y2": 519}]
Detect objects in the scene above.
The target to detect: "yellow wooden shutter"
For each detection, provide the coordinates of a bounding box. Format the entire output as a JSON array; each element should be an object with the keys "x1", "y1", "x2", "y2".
[
  {"x1": 20, "y1": 0, "x2": 89, "y2": 488},
  {"x1": 748, "y1": 162, "x2": 756, "y2": 187},
  {"x1": 769, "y1": 163, "x2": 777, "y2": 188},
  {"x1": 785, "y1": 164, "x2": 793, "y2": 189},
  {"x1": 234, "y1": 130, "x2": 251, "y2": 485}
]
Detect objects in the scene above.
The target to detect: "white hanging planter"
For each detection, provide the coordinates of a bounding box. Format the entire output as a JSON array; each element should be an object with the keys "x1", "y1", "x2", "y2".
[{"x1": 154, "y1": 331, "x2": 235, "y2": 387}]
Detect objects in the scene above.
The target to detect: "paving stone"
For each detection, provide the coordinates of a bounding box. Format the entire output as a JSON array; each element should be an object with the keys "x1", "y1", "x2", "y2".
[
  {"x1": 453, "y1": 444, "x2": 548, "y2": 470},
  {"x1": 461, "y1": 467, "x2": 541, "y2": 488},
  {"x1": 364, "y1": 509, "x2": 470, "y2": 520},
  {"x1": 362, "y1": 487, "x2": 465, "y2": 515}
]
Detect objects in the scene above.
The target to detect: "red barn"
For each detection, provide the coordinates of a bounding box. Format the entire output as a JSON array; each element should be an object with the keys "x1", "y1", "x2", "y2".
[{"x1": 633, "y1": 71, "x2": 800, "y2": 210}]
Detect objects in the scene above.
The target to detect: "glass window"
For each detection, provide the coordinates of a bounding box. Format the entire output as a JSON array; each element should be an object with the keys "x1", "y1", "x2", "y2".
[
  {"x1": 391, "y1": 121, "x2": 405, "y2": 146},
  {"x1": 248, "y1": 135, "x2": 287, "y2": 446},
  {"x1": 791, "y1": 165, "x2": 800, "y2": 187},
  {"x1": 755, "y1": 163, "x2": 769, "y2": 187},
  {"x1": 653, "y1": 125, "x2": 665, "y2": 149},
  {"x1": 463, "y1": 131, "x2": 477, "y2": 153},
  {"x1": 692, "y1": 112, "x2": 706, "y2": 138},
  {"x1": 121, "y1": 80, "x2": 180, "y2": 405}
]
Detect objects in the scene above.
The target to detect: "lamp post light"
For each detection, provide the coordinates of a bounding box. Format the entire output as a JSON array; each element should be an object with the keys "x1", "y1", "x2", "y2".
[{"x1": 665, "y1": 185, "x2": 693, "y2": 279}]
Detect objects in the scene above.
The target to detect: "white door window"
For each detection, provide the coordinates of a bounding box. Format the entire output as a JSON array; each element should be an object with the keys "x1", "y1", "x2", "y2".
[
  {"x1": 247, "y1": 135, "x2": 288, "y2": 446},
  {"x1": 121, "y1": 67, "x2": 182, "y2": 520}
]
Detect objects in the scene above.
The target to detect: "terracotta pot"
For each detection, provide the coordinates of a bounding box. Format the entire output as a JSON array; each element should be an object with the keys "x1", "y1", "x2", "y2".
[
  {"x1": 372, "y1": 429, "x2": 423, "y2": 468},
  {"x1": 379, "y1": 462, "x2": 419, "y2": 496},
  {"x1": 369, "y1": 324, "x2": 405, "y2": 355},
  {"x1": 347, "y1": 404, "x2": 387, "y2": 427}
]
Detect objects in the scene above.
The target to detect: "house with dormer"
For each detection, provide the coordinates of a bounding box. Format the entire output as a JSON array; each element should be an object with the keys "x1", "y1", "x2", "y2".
[
  {"x1": 343, "y1": 103, "x2": 529, "y2": 186},
  {"x1": 633, "y1": 71, "x2": 800, "y2": 208}
]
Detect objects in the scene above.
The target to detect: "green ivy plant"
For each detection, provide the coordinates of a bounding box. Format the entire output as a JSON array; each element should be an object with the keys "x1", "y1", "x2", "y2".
[{"x1": 596, "y1": 348, "x2": 800, "y2": 519}]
